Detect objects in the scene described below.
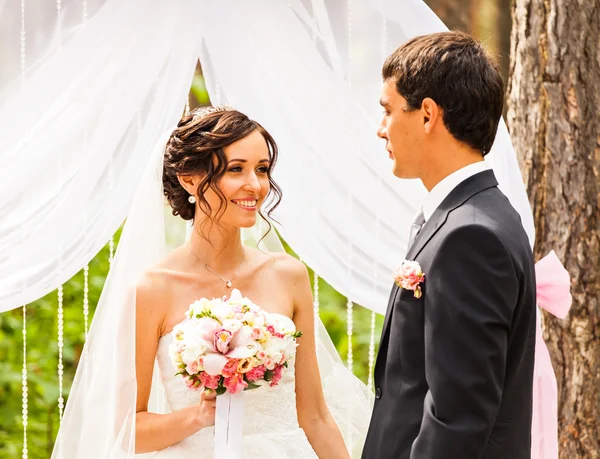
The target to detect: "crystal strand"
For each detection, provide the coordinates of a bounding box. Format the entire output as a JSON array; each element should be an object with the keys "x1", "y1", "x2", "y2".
[
  {"x1": 83, "y1": 265, "x2": 89, "y2": 339},
  {"x1": 82, "y1": 0, "x2": 88, "y2": 23},
  {"x1": 347, "y1": 0, "x2": 353, "y2": 89},
  {"x1": 56, "y1": 0, "x2": 62, "y2": 45},
  {"x1": 21, "y1": 305, "x2": 28, "y2": 459},
  {"x1": 381, "y1": 10, "x2": 387, "y2": 62},
  {"x1": 346, "y1": 299, "x2": 353, "y2": 372},
  {"x1": 57, "y1": 286, "x2": 65, "y2": 422},
  {"x1": 109, "y1": 236, "x2": 115, "y2": 264},
  {"x1": 345, "y1": 0, "x2": 354, "y2": 374},
  {"x1": 19, "y1": 8, "x2": 28, "y2": 456},
  {"x1": 185, "y1": 94, "x2": 190, "y2": 115},
  {"x1": 20, "y1": 1, "x2": 26, "y2": 87},
  {"x1": 367, "y1": 310, "x2": 377, "y2": 391},
  {"x1": 108, "y1": 146, "x2": 115, "y2": 264},
  {"x1": 215, "y1": 81, "x2": 222, "y2": 106},
  {"x1": 313, "y1": 274, "x2": 320, "y2": 314},
  {"x1": 346, "y1": 296, "x2": 354, "y2": 447}
]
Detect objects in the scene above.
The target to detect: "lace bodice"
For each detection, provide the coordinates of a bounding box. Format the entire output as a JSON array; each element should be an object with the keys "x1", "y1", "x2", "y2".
[{"x1": 149, "y1": 321, "x2": 317, "y2": 458}]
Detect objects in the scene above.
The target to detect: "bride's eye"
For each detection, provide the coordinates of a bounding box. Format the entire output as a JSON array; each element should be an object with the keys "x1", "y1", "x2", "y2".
[
  {"x1": 228, "y1": 166, "x2": 243, "y2": 173},
  {"x1": 257, "y1": 166, "x2": 269, "y2": 174}
]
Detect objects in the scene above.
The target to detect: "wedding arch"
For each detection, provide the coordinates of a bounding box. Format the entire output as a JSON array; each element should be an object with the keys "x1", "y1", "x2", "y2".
[{"x1": 0, "y1": 0, "x2": 536, "y2": 456}]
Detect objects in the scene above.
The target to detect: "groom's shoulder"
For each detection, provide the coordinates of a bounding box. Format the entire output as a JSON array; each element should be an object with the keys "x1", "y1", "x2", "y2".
[
  {"x1": 452, "y1": 186, "x2": 527, "y2": 238},
  {"x1": 444, "y1": 189, "x2": 532, "y2": 263}
]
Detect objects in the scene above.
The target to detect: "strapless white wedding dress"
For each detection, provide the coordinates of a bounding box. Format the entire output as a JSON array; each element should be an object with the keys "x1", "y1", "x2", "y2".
[{"x1": 146, "y1": 323, "x2": 318, "y2": 458}]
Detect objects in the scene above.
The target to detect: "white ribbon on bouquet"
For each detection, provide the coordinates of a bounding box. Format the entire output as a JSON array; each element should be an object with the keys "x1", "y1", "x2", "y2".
[{"x1": 214, "y1": 392, "x2": 245, "y2": 459}]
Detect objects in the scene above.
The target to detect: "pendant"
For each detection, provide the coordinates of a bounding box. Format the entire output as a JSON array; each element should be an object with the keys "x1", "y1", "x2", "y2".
[{"x1": 226, "y1": 280, "x2": 232, "y2": 288}]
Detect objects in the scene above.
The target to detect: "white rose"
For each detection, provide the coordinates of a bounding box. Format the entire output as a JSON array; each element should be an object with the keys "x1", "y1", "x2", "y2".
[
  {"x1": 282, "y1": 335, "x2": 298, "y2": 360},
  {"x1": 222, "y1": 319, "x2": 243, "y2": 333},
  {"x1": 253, "y1": 315, "x2": 266, "y2": 328},
  {"x1": 265, "y1": 336, "x2": 284, "y2": 363},
  {"x1": 180, "y1": 347, "x2": 200, "y2": 366},
  {"x1": 212, "y1": 301, "x2": 232, "y2": 321},
  {"x1": 242, "y1": 311, "x2": 257, "y2": 326},
  {"x1": 168, "y1": 344, "x2": 183, "y2": 364}
]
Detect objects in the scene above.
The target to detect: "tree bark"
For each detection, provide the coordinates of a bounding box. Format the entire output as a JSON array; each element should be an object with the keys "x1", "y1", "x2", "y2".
[
  {"x1": 496, "y1": 0, "x2": 512, "y2": 84},
  {"x1": 507, "y1": 1, "x2": 600, "y2": 458},
  {"x1": 424, "y1": 0, "x2": 479, "y2": 33}
]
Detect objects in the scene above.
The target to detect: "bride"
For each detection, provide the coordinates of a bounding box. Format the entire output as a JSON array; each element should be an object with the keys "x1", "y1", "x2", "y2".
[
  {"x1": 135, "y1": 106, "x2": 352, "y2": 457},
  {"x1": 50, "y1": 104, "x2": 372, "y2": 459}
]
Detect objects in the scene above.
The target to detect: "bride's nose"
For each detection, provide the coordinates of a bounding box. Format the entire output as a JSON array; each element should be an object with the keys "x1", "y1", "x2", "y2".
[{"x1": 243, "y1": 172, "x2": 261, "y2": 193}]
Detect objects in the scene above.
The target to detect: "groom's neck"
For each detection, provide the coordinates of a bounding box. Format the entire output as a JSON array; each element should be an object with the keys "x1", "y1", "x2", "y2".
[{"x1": 420, "y1": 141, "x2": 485, "y2": 192}]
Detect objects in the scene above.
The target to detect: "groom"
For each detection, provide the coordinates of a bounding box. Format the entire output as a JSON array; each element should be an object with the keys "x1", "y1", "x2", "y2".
[{"x1": 362, "y1": 32, "x2": 536, "y2": 459}]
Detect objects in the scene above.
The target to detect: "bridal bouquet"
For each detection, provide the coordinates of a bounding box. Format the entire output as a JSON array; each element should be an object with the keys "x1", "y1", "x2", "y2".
[{"x1": 169, "y1": 289, "x2": 302, "y2": 395}]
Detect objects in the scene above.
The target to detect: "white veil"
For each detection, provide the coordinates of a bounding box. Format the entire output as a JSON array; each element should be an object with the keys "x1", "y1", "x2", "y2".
[
  {"x1": 51, "y1": 130, "x2": 169, "y2": 458},
  {"x1": 51, "y1": 129, "x2": 372, "y2": 458},
  {"x1": 241, "y1": 216, "x2": 374, "y2": 457}
]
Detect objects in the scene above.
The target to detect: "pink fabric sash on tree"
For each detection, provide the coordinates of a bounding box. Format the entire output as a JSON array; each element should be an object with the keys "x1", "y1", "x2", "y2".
[{"x1": 532, "y1": 251, "x2": 572, "y2": 459}]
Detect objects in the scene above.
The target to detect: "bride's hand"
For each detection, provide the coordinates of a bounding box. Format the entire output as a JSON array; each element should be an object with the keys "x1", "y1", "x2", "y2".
[{"x1": 193, "y1": 391, "x2": 217, "y2": 430}]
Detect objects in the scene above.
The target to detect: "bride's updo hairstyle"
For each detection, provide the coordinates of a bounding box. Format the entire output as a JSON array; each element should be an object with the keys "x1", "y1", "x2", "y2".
[{"x1": 163, "y1": 106, "x2": 282, "y2": 227}]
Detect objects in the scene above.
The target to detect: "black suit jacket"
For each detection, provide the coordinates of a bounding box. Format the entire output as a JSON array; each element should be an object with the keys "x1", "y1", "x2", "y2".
[{"x1": 362, "y1": 170, "x2": 536, "y2": 459}]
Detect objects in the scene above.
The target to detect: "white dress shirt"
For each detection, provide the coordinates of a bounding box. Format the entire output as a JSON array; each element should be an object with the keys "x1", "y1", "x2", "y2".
[{"x1": 422, "y1": 161, "x2": 491, "y2": 222}]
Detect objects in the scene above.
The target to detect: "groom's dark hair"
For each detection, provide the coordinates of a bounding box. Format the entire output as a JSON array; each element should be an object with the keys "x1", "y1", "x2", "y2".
[{"x1": 383, "y1": 31, "x2": 504, "y2": 156}]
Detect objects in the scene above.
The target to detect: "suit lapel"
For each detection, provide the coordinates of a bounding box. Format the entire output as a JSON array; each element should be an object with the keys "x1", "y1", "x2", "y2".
[
  {"x1": 379, "y1": 285, "x2": 399, "y2": 347},
  {"x1": 407, "y1": 170, "x2": 499, "y2": 261},
  {"x1": 377, "y1": 170, "x2": 500, "y2": 348}
]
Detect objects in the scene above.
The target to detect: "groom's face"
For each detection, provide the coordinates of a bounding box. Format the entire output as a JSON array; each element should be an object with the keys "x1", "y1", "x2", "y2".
[{"x1": 378, "y1": 80, "x2": 422, "y2": 179}]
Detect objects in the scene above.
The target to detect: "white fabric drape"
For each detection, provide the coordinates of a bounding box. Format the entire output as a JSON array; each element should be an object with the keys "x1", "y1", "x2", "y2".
[
  {"x1": 0, "y1": 0, "x2": 534, "y2": 315},
  {"x1": 0, "y1": 0, "x2": 199, "y2": 308}
]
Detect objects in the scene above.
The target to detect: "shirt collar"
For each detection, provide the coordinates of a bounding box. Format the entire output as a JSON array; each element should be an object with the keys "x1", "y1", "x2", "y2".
[{"x1": 422, "y1": 161, "x2": 491, "y2": 221}]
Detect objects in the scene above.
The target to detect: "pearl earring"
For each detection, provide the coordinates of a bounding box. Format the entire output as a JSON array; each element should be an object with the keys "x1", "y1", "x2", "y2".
[{"x1": 188, "y1": 195, "x2": 196, "y2": 204}]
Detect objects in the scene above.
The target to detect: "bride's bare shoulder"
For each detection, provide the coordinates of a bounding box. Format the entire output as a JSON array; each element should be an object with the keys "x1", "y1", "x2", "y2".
[
  {"x1": 268, "y1": 251, "x2": 309, "y2": 286},
  {"x1": 135, "y1": 248, "x2": 187, "y2": 311}
]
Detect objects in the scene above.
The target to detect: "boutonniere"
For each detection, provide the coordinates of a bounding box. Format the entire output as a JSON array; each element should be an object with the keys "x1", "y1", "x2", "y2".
[{"x1": 393, "y1": 260, "x2": 425, "y2": 298}]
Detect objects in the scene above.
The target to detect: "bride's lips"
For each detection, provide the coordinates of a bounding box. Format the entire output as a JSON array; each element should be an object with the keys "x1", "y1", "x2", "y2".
[{"x1": 231, "y1": 198, "x2": 258, "y2": 211}]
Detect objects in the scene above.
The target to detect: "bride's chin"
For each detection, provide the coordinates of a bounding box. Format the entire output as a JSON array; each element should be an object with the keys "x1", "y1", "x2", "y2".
[{"x1": 234, "y1": 216, "x2": 258, "y2": 229}]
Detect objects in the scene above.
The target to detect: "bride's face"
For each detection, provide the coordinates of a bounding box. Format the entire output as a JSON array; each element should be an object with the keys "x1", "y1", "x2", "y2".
[{"x1": 205, "y1": 129, "x2": 272, "y2": 228}]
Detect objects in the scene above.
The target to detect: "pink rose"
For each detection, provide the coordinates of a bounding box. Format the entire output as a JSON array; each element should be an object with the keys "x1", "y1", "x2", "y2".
[
  {"x1": 199, "y1": 372, "x2": 220, "y2": 390},
  {"x1": 251, "y1": 328, "x2": 263, "y2": 340},
  {"x1": 393, "y1": 260, "x2": 425, "y2": 298},
  {"x1": 184, "y1": 376, "x2": 196, "y2": 389},
  {"x1": 215, "y1": 330, "x2": 233, "y2": 354},
  {"x1": 263, "y1": 357, "x2": 275, "y2": 370},
  {"x1": 269, "y1": 365, "x2": 284, "y2": 387},
  {"x1": 186, "y1": 360, "x2": 199, "y2": 375},
  {"x1": 256, "y1": 350, "x2": 267, "y2": 361},
  {"x1": 224, "y1": 373, "x2": 248, "y2": 394},
  {"x1": 246, "y1": 365, "x2": 266, "y2": 382}
]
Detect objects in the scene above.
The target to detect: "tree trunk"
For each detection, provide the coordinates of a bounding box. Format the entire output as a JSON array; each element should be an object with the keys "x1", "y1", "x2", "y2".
[
  {"x1": 507, "y1": 1, "x2": 600, "y2": 458},
  {"x1": 496, "y1": 0, "x2": 512, "y2": 84},
  {"x1": 424, "y1": 0, "x2": 479, "y2": 33}
]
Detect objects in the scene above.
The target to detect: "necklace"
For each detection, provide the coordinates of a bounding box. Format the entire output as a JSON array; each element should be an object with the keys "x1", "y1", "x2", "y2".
[{"x1": 187, "y1": 246, "x2": 245, "y2": 288}]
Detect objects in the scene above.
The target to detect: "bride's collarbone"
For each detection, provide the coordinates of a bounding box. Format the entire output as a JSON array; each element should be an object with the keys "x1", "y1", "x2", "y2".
[{"x1": 161, "y1": 267, "x2": 295, "y2": 335}]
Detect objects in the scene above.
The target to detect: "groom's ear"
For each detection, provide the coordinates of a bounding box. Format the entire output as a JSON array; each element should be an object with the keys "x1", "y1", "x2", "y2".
[{"x1": 421, "y1": 97, "x2": 441, "y2": 134}]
